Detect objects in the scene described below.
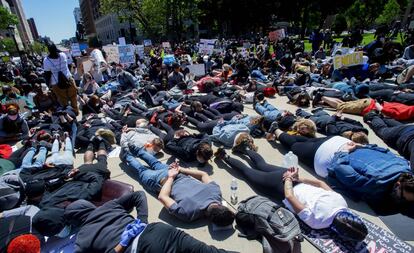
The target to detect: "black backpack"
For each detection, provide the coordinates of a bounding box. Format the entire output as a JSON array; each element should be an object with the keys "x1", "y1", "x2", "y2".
[{"x1": 236, "y1": 196, "x2": 302, "y2": 253}]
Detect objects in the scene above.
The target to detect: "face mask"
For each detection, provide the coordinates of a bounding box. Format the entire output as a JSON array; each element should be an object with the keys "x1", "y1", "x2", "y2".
[{"x1": 7, "y1": 114, "x2": 18, "y2": 121}]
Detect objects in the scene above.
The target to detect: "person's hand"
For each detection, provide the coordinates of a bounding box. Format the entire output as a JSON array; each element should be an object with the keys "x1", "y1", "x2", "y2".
[
  {"x1": 120, "y1": 220, "x2": 147, "y2": 247},
  {"x1": 343, "y1": 142, "x2": 361, "y2": 152},
  {"x1": 335, "y1": 110, "x2": 343, "y2": 118},
  {"x1": 218, "y1": 118, "x2": 224, "y2": 124},
  {"x1": 168, "y1": 162, "x2": 180, "y2": 178},
  {"x1": 283, "y1": 167, "x2": 299, "y2": 182},
  {"x1": 67, "y1": 168, "x2": 80, "y2": 178}
]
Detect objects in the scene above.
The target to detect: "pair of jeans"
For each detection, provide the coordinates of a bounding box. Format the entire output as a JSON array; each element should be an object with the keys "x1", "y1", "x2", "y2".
[
  {"x1": 224, "y1": 150, "x2": 287, "y2": 196},
  {"x1": 20, "y1": 147, "x2": 47, "y2": 169},
  {"x1": 125, "y1": 146, "x2": 169, "y2": 193},
  {"x1": 47, "y1": 137, "x2": 74, "y2": 165},
  {"x1": 254, "y1": 101, "x2": 281, "y2": 122}
]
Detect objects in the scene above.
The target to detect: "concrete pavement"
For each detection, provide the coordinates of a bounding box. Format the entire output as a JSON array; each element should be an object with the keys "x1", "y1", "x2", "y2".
[{"x1": 72, "y1": 93, "x2": 413, "y2": 252}]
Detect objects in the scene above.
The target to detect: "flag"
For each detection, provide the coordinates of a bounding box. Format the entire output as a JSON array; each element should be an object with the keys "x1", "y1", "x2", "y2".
[{"x1": 161, "y1": 49, "x2": 165, "y2": 59}]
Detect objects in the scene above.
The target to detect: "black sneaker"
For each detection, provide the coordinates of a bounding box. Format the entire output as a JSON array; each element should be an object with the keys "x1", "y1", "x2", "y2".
[
  {"x1": 363, "y1": 110, "x2": 379, "y2": 124},
  {"x1": 268, "y1": 122, "x2": 279, "y2": 134},
  {"x1": 312, "y1": 92, "x2": 323, "y2": 108},
  {"x1": 120, "y1": 146, "x2": 131, "y2": 162}
]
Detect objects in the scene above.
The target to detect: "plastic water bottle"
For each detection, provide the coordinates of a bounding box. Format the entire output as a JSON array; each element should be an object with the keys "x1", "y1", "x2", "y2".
[
  {"x1": 230, "y1": 178, "x2": 238, "y2": 205},
  {"x1": 283, "y1": 151, "x2": 298, "y2": 168}
]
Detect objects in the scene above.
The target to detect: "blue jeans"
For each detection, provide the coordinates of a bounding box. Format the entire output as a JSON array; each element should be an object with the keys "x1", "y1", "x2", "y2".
[
  {"x1": 125, "y1": 147, "x2": 168, "y2": 193},
  {"x1": 21, "y1": 147, "x2": 47, "y2": 169},
  {"x1": 255, "y1": 101, "x2": 281, "y2": 122}
]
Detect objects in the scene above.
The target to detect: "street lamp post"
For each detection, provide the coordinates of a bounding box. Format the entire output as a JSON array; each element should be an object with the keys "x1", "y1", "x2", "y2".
[{"x1": 7, "y1": 25, "x2": 20, "y2": 56}]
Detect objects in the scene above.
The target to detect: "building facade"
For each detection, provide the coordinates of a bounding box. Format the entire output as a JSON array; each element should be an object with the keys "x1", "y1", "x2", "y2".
[
  {"x1": 95, "y1": 13, "x2": 138, "y2": 45},
  {"x1": 78, "y1": 0, "x2": 139, "y2": 45},
  {"x1": 74, "y1": 7, "x2": 82, "y2": 25},
  {"x1": 6, "y1": 0, "x2": 33, "y2": 48},
  {"x1": 79, "y1": 0, "x2": 96, "y2": 38},
  {"x1": 27, "y1": 18, "x2": 39, "y2": 40},
  {"x1": 0, "y1": 0, "x2": 24, "y2": 51}
]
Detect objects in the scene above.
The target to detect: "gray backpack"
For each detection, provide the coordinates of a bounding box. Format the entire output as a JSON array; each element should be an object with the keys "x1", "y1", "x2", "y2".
[
  {"x1": 236, "y1": 196, "x2": 302, "y2": 253},
  {"x1": 0, "y1": 171, "x2": 25, "y2": 212}
]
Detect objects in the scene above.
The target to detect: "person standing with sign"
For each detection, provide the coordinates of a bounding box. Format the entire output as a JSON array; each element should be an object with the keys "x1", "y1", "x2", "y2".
[{"x1": 43, "y1": 44, "x2": 79, "y2": 115}]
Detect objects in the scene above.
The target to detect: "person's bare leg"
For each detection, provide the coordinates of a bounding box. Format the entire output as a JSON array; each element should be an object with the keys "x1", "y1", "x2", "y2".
[{"x1": 321, "y1": 96, "x2": 343, "y2": 109}]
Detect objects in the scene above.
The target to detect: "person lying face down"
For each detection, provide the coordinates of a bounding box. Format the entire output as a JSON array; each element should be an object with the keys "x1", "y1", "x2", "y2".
[
  {"x1": 268, "y1": 126, "x2": 414, "y2": 209},
  {"x1": 64, "y1": 191, "x2": 230, "y2": 253}
]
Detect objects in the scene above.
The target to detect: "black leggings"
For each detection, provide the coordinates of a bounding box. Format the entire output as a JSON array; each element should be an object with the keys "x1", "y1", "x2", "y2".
[
  {"x1": 187, "y1": 117, "x2": 219, "y2": 135},
  {"x1": 149, "y1": 121, "x2": 175, "y2": 144},
  {"x1": 279, "y1": 133, "x2": 332, "y2": 168},
  {"x1": 224, "y1": 150, "x2": 287, "y2": 196}
]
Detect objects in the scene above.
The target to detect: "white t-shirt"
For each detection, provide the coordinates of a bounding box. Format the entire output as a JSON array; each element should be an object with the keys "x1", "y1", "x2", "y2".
[
  {"x1": 314, "y1": 136, "x2": 350, "y2": 178},
  {"x1": 283, "y1": 183, "x2": 348, "y2": 229},
  {"x1": 43, "y1": 52, "x2": 72, "y2": 85}
]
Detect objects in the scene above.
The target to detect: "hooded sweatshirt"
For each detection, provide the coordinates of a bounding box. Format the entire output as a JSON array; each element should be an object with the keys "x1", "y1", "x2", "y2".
[{"x1": 65, "y1": 192, "x2": 227, "y2": 253}]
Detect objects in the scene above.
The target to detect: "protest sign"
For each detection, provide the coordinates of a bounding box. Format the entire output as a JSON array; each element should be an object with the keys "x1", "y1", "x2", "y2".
[
  {"x1": 82, "y1": 59, "x2": 93, "y2": 73},
  {"x1": 333, "y1": 51, "x2": 364, "y2": 69},
  {"x1": 118, "y1": 44, "x2": 135, "y2": 64},
  {"x1": 71, "y1": 43, "x2": 81, "y2": 57},
  {"x1": 300, "y1": 218, "x2": 413, "y2": 253},
  {"x1": 79, "y1": 43, "x2": 88, "y2": 51},
  {"x1": 143, "y1": 39, "x2": 152, "y2": 46},
  {"x1": 136, "y1": 45, "x2": 145, "y2": 59},
  {"x1": 269, "y1": 29, "x2": 286, "y2": 42},
  {"x1": 198, "y1": 39, "x2": 216, "y2": 55},
  {"x1": 162, "y1": 42, "x2": 171, "y2": 48},
  {"x1": 187, "y1": 64, "x2": 206, "y2": 77},
  {"x1": 275, "y1": 29, "x2": 286, "y2": 41},
  {"x1": 102, "y1": 45, "x2": 119, "y2": 64},
  {"x1": 118, "y1": 37, "x2": 126, "y2": 46},
  {"x1": 64, "y1": 51, "x2": 73, "y2": 64}
]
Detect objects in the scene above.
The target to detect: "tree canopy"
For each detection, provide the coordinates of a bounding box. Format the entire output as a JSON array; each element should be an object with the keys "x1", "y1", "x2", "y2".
[
  {"x1": 100, "y1": 0, "x2": 407, "y2": 40},
  {"x1": 0, "y1": 6, "x2": 18, "y2": 30}
]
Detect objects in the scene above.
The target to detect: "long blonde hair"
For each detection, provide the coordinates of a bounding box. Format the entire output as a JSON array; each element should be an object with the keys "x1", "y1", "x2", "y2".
[{"x1": 292, "y1": 118, "x2": 317, "y2": 137}]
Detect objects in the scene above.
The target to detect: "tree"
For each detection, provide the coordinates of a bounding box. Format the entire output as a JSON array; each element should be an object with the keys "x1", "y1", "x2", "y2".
[
  {"x1": 30, "y1": 41, "x2": 47, "y2": 55},
  {"x1": 375, "y1": 0, "x2": 401, "y2": 25},
  {"x1": 332, "y1": 14, "x2": 348, "y2": 35},
  {"x1": 0, "y1": 6, "x2": 18, "y2": 30},
  {"x1": 0, "y1": 38, "x2": 18, "y2": 54},
  {"x1": 345, "y1": 0, "x2": 386, "y2": 28}
]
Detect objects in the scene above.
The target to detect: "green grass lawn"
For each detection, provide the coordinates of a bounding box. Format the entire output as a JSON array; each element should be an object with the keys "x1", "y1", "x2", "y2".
[{"x1": 303, "y1": 33, "x2": 403, "y2": 52}]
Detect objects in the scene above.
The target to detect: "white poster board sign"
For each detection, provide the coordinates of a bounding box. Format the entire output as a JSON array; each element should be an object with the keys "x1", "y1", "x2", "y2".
[
  {"x1": 198, "y1": 39, "x2": 216, "y2": 55},
  {"x1": 187, "y1": 63, "x2": 206, "y2": 77},
  {"x1": 118, "y1": 44, "x2": 135, "y2": 64},
  {"x1": 82, "y1": 59, "x2": 93, "y2": 73},
  {"x1": 118, "y1": 37, "x2": 126, "y2": 46},
  {"x1": 102, "y1": 45, "x2": 120, "y2": 64},
  {"x1": 135, "y1": 45, "x2": 144, "y2": 58},
  {"x1": 162, "y1": 42, "x2": 171, "y2": 48},
  {"x1": 143, "y1": 39, "x2": 152, "y2": 46},
  {"x1": 71, "y1": 43, "x2": 81, "y2": 57}
]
